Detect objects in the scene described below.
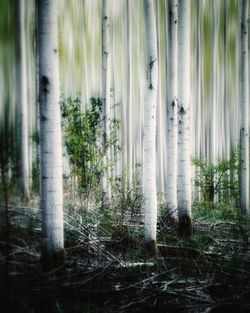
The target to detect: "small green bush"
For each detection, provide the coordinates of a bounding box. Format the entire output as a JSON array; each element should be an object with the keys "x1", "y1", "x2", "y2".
[
  {"x1": 192, "y1": 152, "x2": 239, "y2": 205},
  {"x1": 61, "y1": 97, "x2": 103, "y2": 198},
  {"x1": 193, "y1": 200, "x2": 239, "y2": 221},
  {"x1": 61, "y1": 96, "x2": 120, "y2": 200}
]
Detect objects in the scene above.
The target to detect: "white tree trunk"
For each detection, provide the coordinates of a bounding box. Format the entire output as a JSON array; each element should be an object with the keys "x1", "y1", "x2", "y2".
[
  {"x1": 240, "y1": 0, "x2": 249, "y2": 215},
  {"x1": 193, "y1": 0, "x2": 201, "y2": 202},
  {"x1": 126, "y1": 0, "x2": 133, "y2": 191},
  {"x1": 38, "y1": 0, "x2": 64, "y2": 257},
  {"x1": 177, "y1": 0, "x2": 192, "y2": 237},
  {"x1": 16, "y1": 0, "x2": 29, "y2": 200},
  {"x1": 166, "y1": 0, "x2": 178, "y2": 221},
  {"x1": 211, "y1": 0, "x2": 218, "y2": 165},
  {"x1": 143, "y1": 0, "x2": 158, "y2": 252},
  {"x1": 102, "y1": 0, "x2": 111, "y2": 201}
]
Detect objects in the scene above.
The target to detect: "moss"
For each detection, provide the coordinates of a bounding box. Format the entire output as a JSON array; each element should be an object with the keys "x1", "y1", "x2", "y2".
[{"x1": 178, "y1": 215, "x2": 192, "y2": 239}]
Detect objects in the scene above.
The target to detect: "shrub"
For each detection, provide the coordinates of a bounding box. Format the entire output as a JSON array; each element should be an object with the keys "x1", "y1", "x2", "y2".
[
  {"x1": 192, "y1": 151, "x2": 239, "y2": 205},
  {"x1": 61, "y1": 97, "x2": 103, "y2": 198},
  {"x1": 61, "y1": 96, "x2": 120, "y2": 200}
]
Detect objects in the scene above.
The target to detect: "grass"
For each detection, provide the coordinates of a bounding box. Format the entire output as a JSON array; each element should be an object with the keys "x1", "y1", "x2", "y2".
[
  {"x1": 192, "y1": 200, "x2": 240, "y2": 221},
  {"x1": 0, "y1": 198, "x2": 250, "y2": 312}
]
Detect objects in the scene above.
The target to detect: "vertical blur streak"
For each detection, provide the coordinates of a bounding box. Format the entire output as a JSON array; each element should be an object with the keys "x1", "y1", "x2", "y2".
[
  {"x1": 0, "y1": 0, "x2": 243, "y2": 203},
  {"x1": 16, "y1": 0, "x2": 29, "y2": 199}
]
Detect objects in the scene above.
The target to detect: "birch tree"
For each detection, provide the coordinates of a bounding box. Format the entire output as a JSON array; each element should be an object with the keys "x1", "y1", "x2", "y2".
[
  {"x1": 166, "y1": 0, "x2": 178, "y2": 221},
  {"x1": 143, "y1": 0, "x2": 158, "y2": 254},
  {"x1": 16, "y1": 0, "x2": 29, "y2": 200},
  {"x1": 177, "y1": 0, "x2": 192, "y2": 237},
  {"x1": 240, "y1": 0, "x2": 249, "y2": 215},
  {"x1": 126, "y1": 0, "x2": 133, "y2": 191},
  {"x1": 38, "y1": 0, "x2": 64, "y2": 265},
  {"x1": 102, "y1": 0, "x2": 111, "y2": 201}
]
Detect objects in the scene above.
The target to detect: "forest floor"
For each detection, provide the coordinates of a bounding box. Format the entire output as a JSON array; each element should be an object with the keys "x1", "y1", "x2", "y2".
[{"x1": 0, "y1": 202, "x2": 250, "y2": 313}]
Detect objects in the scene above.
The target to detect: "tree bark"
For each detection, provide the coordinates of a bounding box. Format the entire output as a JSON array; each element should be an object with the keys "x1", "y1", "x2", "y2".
[
  {"x1": 166, "y1": 0, "x2": 178, "y2": 221},
  {"x1": 37, "y1": 0, "x2": 65, "y2": 265},
  {"x1": 240, "y1": 0, "x2": 249, "y2": 215},
  {"x1": 126, "y1": 0, "x2": 133, "y2": 191},
  {"x1": 143, "y1": 0, "x2": 158, "y2": 253},
  {"x1": 177, "y1": 0, "x2": 192, "y2": 238}
]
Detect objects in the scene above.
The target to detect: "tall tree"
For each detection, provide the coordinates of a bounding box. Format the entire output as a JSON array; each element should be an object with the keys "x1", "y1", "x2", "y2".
[
  {"x1": 143, "y1": 0, "x2": 158, "y2": 254},
  {"x1": 211, "y1": 0, "x2": 218, "y2": 166},
  {"x1": 126, "y1": 0, "x2": 133, "y2": 191},
  {"x1": 102, "y1": 0, "x2": 111, "y2": 201},
  {"x1": 240, "y1": 0, "x2": 249, "y2": 215},
  {"x1": 193, "y1": 0, "x2": 202, "y2": 202},
  {"x1": 166, "y1": 0, "x2": 178, "y2": 221},
  {"x1": 177, "y1": 0, "x2": 192, "y2": 237},
  {"x1": 16, "y1": 0, "x2": 29, "y2": 200},
  {"x1": 38, "y1": 0, "x2": 64, "y2": 265}
]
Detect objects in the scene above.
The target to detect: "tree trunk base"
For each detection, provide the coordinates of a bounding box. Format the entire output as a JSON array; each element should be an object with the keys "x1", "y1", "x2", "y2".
[
  {"x1": 41, "y1": 248, "x2": 66, "y2": 271},
  {"x1": 178, "y1": 215, "x2": 192, "y2": 239},
  {"x1": 145, "y1": 239, "x2": 158, "y2": 256}
]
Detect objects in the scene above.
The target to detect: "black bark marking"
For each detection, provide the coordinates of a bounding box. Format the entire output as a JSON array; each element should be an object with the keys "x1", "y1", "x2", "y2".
[
  {"x1": 179, "y1": 106, "x2": 185, "y2": 115},
  {"x1": 41, "y1": 76, "x2": 50, "y2": 95},
  {"x1": 149, "y1": 57, "x2": 156, "y2": 89}
]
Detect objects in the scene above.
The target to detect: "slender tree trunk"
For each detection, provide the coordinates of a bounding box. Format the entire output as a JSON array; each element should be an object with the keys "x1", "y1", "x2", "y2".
[
  {"x1": 166, "y1": 0, "x2": 178, "y2": 221},
  {"x1": 156, "y1": 0, "x2": 165, "y2": 203},
  {"x1": 194, "y1": 0, "x2": 201, "y2": 202},
  {"x1": 38, "y1": 0, "x2": 65, "y2": 267},
  {"x1": 209, "y1": 0, "x2": 218, "y2": 204},
  {"x1": 16, "y1": 0, "x2": 30, "y2": 201},
  {"x1": 35, "y1": 0, "x2": 40, "y2": 173},
  {"x1": 143, "y1": 0, "x2": 158, "y2": 254},
  {"x1": 240, "y1": 0, "x2": 249, "y2": 215},
  {"x1": 177, "y1": 0, "x2": 192, "y2": 238},
  {"x1": 126, "y1": 0, "x2": 133, "y2": 192},
  {"x1": 102, "y1": 0, "x2": 111, "y2": 201},
  {"x1": 211, "y1": 0, "x2": 217, "y2": 165}
]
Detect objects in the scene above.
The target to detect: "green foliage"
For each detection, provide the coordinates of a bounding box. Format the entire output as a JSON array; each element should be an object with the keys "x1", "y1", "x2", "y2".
[
  {"x1": 192, "y1": 152, "x2": 239, "y2": 205},
  {"x1": 193, "y1": 200, "x2": 239, "y2": 221},
  {"x1": 0, "y1": 0, "x2": 15, "y2": 42},
  {"x1": 0, "y1": 128, "x2": 18, "y2": 187},
  {"x1": 0, "y1": 104, "x2": 19, "y2": 196},
  {"x1": 109, "y1": 224, "x2": 145, "y2": 259},
  {"x1": 31, "y1": 130, "x2": 39, "y2": 145},
  {"x1": 111, "y1": 170, "x2": 142, "y2": 224},
  {"x1": 61, "y1": 97, "x2": 103, "y2": 196},
  {"x1": 31, "y1": 160, "x2": 40, "y2": 193},
  {"x1": 61, "y1": 96, "x2": 120, "y2": 198},
  {"x1": 237, "y1": 215, "x2": 250, "y2": 243},
  {"x1": 101, "y1": 172, "x2": 145, "y2": 260}
]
